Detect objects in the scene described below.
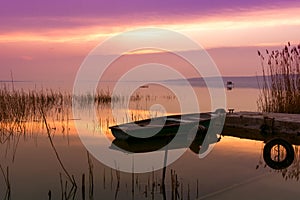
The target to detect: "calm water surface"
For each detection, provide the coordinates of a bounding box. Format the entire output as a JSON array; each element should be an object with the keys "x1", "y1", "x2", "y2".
[{"x1": 1, "y1": 83, "x2": 299, "y2": 199}]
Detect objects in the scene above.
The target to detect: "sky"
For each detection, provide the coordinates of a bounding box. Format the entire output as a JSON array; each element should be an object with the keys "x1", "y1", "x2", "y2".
[{"x1": 1, "y1": 0, "x2": 300, "y2": 85}]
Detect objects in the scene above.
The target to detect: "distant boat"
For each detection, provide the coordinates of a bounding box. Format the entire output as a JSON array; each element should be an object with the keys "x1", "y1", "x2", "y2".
[
  {"x1": 226, "y1": 81, "x2": 234, "y2": 90},
  {"x1": 109, "y1": 109, "x2": 225, "y2": 140},
  {"x1": 139, "y1": 85, "x2": 149, "y2": 89}
]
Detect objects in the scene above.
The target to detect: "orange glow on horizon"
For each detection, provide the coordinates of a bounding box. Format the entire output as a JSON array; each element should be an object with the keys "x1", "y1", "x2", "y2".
[{"x1": 124, "y1": 48, "x2": 166, "y2": 55}]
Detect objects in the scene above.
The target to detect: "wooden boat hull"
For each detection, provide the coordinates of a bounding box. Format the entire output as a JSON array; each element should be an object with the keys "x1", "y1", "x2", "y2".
[{"x1": 109, "y1": 112, "x2": 218, "y2": 140}]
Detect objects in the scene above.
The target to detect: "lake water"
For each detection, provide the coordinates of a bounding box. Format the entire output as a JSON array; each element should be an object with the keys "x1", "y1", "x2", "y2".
[{"x1": 1, "y1": 80, "x2": 300, "y2": 199}]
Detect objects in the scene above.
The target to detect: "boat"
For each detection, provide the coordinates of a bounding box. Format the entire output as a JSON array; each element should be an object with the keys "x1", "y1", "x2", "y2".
[
  {"x1": 226, "y1": 81, "x2": 234, "y2": 90},
  {"x1": 109, "y1": 109, "x2": 225, "y2": 140}
]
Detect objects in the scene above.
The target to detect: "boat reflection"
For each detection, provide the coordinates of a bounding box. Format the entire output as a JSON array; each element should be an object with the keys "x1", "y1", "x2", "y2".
[
  {"x1": 110, "y1": 127, "x2": 221, "y2": 200},
  {"x1": 111, "y1": 130, "x2": 219, "y2": 155},
  {"x1": 110, "y1": 121, "x2": 222, "y2": 155}
]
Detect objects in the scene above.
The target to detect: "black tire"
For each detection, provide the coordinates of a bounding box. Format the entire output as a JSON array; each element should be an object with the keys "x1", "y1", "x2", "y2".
[{"x1": 263, "y1": 138, "x2": 294, "y2": 170}]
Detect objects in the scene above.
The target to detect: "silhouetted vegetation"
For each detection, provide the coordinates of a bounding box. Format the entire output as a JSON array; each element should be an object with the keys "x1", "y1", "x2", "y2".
[
  {"x1": 0, "y1": 86, "x2": 146, "y2": 123},
  {"x1": 258, "y1": 43, "x2": 300, "y2": 113}
]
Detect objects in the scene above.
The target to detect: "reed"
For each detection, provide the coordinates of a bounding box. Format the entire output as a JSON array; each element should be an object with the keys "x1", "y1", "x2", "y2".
[
  {"x1": 40, "y1": 107, "x2": 77, "y2": 200},
  {"x1": 280, "y1": 145, "x2": 300, "y2": 181},
  {"x1": 0, "y1": 165, "x2": 11, "y2": 200},
  {"x1": 113, "y1": 161, "x2": 121, "y2": 199},
  {"x1": 59, "y1": 173, "x2": 77, "y2": 200},
  {"x1": 87, "y1": 152, "x2": 94, "y2": 200},
  {"x1": 258, "y1": 43, "x2": 300, "y2": 113},
  {"x1": 171, "y1": 169, "x2": 180, "y2": 200}
]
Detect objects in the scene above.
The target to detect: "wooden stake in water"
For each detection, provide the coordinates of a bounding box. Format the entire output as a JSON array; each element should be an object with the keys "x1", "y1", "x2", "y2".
[
  {"x1": 103, "y1": 168, "x2": 106, "y2": 190},
  {"x1": 132, "y1": 155, "x2": 135, "y2": 200},
  {"x1": 187, "y1": 184, "x2": 190, "y2": 200},
  {"x1": 82, "y1": 173, "x2": 85, "y2": 200},
  {"x1": 10, "y1": 69, "x2": 14, "y2": 91},
  {"x1": 196, "y1": 179, "x2": 199, "y2": 199},
  {"x1": 162, "y1": 146, "x2": 168, "y2": 200},
  {"x1": 48, "y1": 190, "x2": 52, "y2": 200},
  {"x1": 87, "y1": 152, "x2": 94, "y2": 199}
]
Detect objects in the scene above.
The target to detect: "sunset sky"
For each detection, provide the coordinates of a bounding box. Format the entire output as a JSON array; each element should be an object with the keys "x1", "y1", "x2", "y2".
[{"x1": 1, "y1": 0, "x2": 300, "y2": 85}]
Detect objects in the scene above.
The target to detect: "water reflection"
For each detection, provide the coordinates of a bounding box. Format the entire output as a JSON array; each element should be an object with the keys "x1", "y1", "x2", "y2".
[
  {"x1": 110, "y1": 127, "x2": 220, "y2": 200},
  {"x1": 1, "y1": 97, "x2": 300, "y2": 199},
  {"x1": 223, "y1": 127, "x2": 300, "y2": 182},
  {"x1": 110, "y1": 136, "x2": 206, "y2": 200},
  {"x1": 2, "y1": 122, "x2": 300, "y2": 199}
]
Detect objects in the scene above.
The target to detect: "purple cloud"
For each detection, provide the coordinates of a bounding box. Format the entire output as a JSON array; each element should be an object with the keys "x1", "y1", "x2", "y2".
[
  {"x1": 1, "y1": 0, "x2": 299, "y2": 32},
  {"x1": 0, "y1": 0, "x2": 298, "y2": 17}
]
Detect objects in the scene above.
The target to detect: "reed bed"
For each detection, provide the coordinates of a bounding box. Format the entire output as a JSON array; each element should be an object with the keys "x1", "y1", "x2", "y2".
[
  {"x1": 0, "y1": 86, "x2": 71, "y2": 123},
  {"x1": 0, "y1": 86, "x2": 143, "y2": 123},
  {"x1": 258, "y1": 43, "x2": 300, "y2": 113},
  {"x1": 0, "y1": 85, "x2": 145, "y2": 139}
]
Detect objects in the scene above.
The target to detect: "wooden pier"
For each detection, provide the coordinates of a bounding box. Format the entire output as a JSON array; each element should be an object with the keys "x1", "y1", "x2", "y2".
[{"x1": 223, "y1": 111, "x2": 300, "y2": 144}]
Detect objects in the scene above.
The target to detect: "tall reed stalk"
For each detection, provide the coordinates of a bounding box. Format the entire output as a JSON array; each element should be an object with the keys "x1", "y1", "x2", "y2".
[
  {"x1": 258, "y1": 43, "x2": 300, "y2": 113},
  {"x1": 0, "y1": 165, "x2": 11, "y2": 200}
]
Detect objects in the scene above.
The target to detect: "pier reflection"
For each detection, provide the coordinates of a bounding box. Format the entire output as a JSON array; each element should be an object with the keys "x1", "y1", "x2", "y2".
[{"x1": 223, "y1": 126, "x2": 300, "y2": 180}]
